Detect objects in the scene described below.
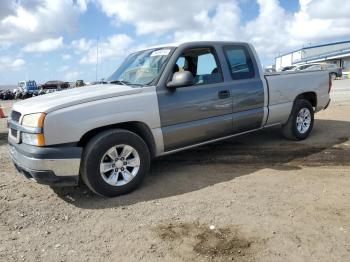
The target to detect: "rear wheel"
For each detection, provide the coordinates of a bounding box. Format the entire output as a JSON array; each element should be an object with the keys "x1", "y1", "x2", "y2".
[
  {"x1": 282, "y1": 99, "x2": 314, "y2": 140},
  {"x1": 81, "y1": 129, "x2": 150, "y2": 197}
]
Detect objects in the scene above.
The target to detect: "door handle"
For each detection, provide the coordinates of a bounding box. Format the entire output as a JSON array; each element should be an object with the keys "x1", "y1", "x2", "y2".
[{"x1": 218, "y1": 90, "x2": 230, "y2": 99}]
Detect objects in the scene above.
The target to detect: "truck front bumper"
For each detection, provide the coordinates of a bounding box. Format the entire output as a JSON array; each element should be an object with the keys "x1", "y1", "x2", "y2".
[{"x1": 9, "y1": 142, "x2": 82, "y2": 186}]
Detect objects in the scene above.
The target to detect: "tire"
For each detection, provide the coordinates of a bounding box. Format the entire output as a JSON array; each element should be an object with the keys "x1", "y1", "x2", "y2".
[
  {"x1": 282, "y1": 99, "x2": 314, "y2": 141},
  {"x1": 80, "y1": 129, "x2": 150, "y2": 197}
]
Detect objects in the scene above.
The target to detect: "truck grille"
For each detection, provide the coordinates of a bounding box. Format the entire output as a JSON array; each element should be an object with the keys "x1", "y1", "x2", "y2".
[
  {"x1": 11, "y1": 128, "x2": 18, "y2": 138},
  {"x1": 11, "y1": 111, "x2": 21, "y2": 123},
  {"x1": 11, "y1": 128, "x2": 18, "y2": 139}
]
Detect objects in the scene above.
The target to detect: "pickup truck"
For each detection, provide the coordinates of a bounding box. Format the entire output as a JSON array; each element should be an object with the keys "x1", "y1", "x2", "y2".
[
  {"x1": 8, "y1": 41, "x2": 331, "y2": 197},
  {"x1": 17, "y1": 80, "x2": 38, "y2": 94}
]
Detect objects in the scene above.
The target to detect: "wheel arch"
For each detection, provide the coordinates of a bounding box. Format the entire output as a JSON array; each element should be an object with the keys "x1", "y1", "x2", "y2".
[
  {"x1": 294, "y1": 92, "x2": 317, "y2": 108},
  {"x1": 78, "y1": 121, "x2": 157, "y2": 158}
]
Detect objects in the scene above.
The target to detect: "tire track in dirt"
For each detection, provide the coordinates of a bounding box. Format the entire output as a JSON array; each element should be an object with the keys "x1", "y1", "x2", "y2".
[{"x1": 155, "y1": 222, "x2": 262, "y2": 261}]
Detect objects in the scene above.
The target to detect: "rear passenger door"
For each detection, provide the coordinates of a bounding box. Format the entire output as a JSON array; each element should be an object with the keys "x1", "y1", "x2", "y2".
[
  {"x1": 222, "y1": 45, "x2": 265, "y2": 133},
  {"x1": 157, "y1": 47, "x2": 233, "y2": 151}
]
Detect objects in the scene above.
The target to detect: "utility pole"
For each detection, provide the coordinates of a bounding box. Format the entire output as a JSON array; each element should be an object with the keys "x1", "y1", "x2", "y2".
[{"x1": 96, "y1": 36, "x2": 99, "y2": 82}]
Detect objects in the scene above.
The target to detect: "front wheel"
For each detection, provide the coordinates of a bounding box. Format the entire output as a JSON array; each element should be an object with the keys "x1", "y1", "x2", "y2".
[
  {"x1": 282, "y1": 99, "x2": 314, "y2": 140},
  {"x1": 81, "y1": 129, "x2": 150, "y2": 197}
]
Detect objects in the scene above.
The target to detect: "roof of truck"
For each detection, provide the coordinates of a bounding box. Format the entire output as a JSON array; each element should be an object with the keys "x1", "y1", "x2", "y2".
[{"x1": 143, "y1": 41, "x2": 249, "y2": 50}]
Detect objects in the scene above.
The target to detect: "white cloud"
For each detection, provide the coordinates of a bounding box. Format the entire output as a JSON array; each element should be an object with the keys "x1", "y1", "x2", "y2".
[
  {"x1": 1, "y1": 0, "x2": 350, "y2": 83},
  {"x1": 71, "y1": 38, "x2": 95, "y2": 53},
  {"x1": 243, "y1": 0, "x2": 350, "y2": 59},
  {"x1": 22, "y1": 37, "x2": 64, "y2": 52},
  {"x1": 96, "y1": 0, "x2": 231, "y2": 35},
  {"x1": 12, "y1": 59, "x2": 26, "y2": 68},
  {"x1": 76, "y1": 34, "x2": 134, "y2": 64},
  {"x1": 0, "y1": 0, "x2": 15, "y2": 21},
  {"x1": 0, "y1": 0, "x2": 84, "y2": 46},
  {"x1": 0, "y1": 56, "x2": 26, "y2": 71},
  {"x1": 62, "y1": 54, "x2": 72, "y2": 60},
  {"x1": 93, "y1": 0, "x2": 350, "y2": 61},
  {"x1": 75, "y1": 0, "x2": 90, "y2": 12},
  {"x1": 174, "y1": 2, "x2": 241, "y2": 43},
  {"x1": 303, "y1": 0, "x2": 350, "y2": 19},
  {"x1": 288, "y1": 0, "x2": 350, "y2": 43},
  {"x1": 243, "y1": 0, "x2": 293, "y2": 59}
]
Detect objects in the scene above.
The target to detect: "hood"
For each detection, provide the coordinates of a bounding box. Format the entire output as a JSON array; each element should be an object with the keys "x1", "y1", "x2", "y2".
[{"x1": 13, "y1": 84, "x2": 142, "y2": 115}]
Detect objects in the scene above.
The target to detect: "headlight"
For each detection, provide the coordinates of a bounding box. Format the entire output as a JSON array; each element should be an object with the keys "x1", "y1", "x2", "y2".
[
  {"x1": 21, "y1": 113, "x2": 46, "y2": 128},
  {"x1": 21, "y1": 133, "x2": 45, "y2": 146},
  {"x1": 21, "y1": 113, "x2": 46, "y2": 146}
]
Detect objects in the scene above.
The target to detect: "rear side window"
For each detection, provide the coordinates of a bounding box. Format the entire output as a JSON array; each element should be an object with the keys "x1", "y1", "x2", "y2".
[{"x1": 223, "y1": 46, "x2": 255, "y2": 80}]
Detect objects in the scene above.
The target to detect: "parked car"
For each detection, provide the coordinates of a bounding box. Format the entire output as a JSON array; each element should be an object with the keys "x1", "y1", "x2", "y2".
[
  {"x1": 38, "y1": 81, "x2": 69, "y2": 93},
  {"x1": 0, "y1": 90, "x2": 14, "y2": 100},
  {"x1": 290, "y1": 64, "x2": 316, "y2": 71},
  {"x1": 8, "y1": 41, "x2": 331, "y2": 197},
  {"x1": 292, "y1": 63, "x2": 342, "y2": 80},
  {"x1": 75, "y1": 80, "x2": 85, "y2": 87},
  {"x1": 89, "y1": 80, "x2": 107, "y2": 86},
  {"x1": 281, "y1": 66, "x2": 296, "y2": 71},
  {"x1": 264, "y1": 67, "x2": 276, "y2": 73},
  {"x1": 320, "y1": 64, "x2": 342, "y2": 80}
]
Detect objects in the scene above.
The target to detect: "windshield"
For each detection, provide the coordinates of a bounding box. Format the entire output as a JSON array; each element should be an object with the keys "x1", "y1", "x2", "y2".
[{"x1": 107, "y1": 48, "x2": 174, "y2": 86}]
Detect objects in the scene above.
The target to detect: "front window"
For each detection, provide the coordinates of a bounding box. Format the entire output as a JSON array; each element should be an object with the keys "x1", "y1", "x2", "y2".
[
  {"x1": 174, "y1": 47, "x2": 222, "y2": 85},
  {"x1": 107, "y1": 48, "x2": 174, "y2": 86}
]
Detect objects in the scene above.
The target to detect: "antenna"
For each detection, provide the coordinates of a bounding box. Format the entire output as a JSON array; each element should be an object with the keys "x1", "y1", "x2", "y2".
[{"x1": 96, "y1": 36, "x2": 99, "y2": 81}]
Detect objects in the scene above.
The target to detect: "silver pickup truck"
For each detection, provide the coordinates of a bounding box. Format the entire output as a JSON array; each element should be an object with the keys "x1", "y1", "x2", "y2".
[{"x1": 8, "y1": 41, "x2": 331, "y2": 197}]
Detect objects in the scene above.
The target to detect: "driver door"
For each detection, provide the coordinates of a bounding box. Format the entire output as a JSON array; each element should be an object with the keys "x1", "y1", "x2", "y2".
[{"x1": 156, "y1": 47, "x2": 233, "y2": 151}]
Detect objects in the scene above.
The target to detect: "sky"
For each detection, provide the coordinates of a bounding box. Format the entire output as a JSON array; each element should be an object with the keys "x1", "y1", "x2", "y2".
[{"x1": 0, "y1": 0, "x2": 350, "y2": 85}]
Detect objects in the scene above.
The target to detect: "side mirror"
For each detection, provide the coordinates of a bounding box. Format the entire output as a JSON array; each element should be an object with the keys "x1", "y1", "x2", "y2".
[{"x1": 167, "y1": 71, "x2": 194, "y2": 88}]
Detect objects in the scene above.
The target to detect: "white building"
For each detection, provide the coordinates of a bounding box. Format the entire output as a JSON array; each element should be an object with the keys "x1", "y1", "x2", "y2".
[{"x1": 275, "y1": 40, "x2": 350, "y2": 73}]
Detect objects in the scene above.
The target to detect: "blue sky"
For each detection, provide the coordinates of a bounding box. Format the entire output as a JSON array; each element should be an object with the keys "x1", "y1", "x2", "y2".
[{"x1": 0, "y1": 0, "x2": 349, "y2": 85}]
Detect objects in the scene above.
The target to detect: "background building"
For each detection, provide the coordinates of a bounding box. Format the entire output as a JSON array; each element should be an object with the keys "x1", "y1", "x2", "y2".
[{"x1": 275, "y1": 40, "x2": 350, "y2": 74}]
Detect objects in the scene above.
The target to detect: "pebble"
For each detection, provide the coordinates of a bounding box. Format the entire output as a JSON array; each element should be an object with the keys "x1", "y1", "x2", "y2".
[{"x1": 65, "y1": 195, "x2": 75, "y2": 202}]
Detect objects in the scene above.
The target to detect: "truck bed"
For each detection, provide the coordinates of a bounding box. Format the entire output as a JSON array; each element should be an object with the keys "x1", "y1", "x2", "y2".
[{"x1": 264, "y1": 70, "x2": 330, "y2": 126}]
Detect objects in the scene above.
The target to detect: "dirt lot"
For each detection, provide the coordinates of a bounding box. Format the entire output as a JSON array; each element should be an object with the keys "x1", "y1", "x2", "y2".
[{"x1": 0, "y1": 80, "x2": 350, "y2": 262}]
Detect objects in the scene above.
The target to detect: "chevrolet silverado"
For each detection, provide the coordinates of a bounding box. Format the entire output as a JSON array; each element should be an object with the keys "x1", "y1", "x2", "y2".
[{"x1": 8, "y1": 41, "x2": 331, "y2": 197}]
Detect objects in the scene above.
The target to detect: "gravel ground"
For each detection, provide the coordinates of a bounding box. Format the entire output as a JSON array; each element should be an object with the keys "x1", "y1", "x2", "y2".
[{"x1": 0, "y1": 80, "x2": 349, "y2": 262}]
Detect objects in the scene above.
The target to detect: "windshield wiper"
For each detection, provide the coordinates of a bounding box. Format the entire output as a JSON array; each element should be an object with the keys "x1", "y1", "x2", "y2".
[
  {"x1": 109, "y1": 80, "x2": 129, "y2": 86},
  {"x1": 109, "y1": 80, "x2": 144, "y2": 87}
]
